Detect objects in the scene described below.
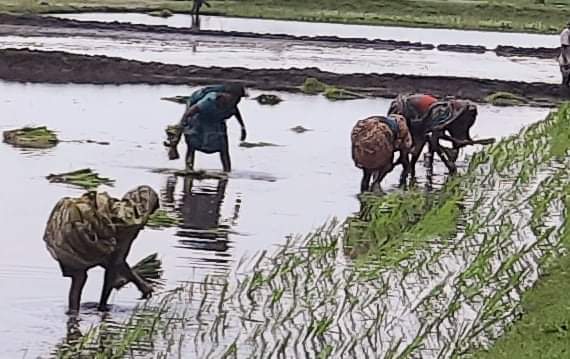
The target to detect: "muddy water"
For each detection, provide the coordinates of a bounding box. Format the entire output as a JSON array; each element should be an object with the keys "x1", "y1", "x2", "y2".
[
  {"x1": 0, "y1": 33, "x2": 558, "y2": 83},
  {"x1": 51, "y1": 13, "x2": 560, "y2": 48},
  {"x1": 0, "y1": 81, "x2": 549, "y2": 358}
]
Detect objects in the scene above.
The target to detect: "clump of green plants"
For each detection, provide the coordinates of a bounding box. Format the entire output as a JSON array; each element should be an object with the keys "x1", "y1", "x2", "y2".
[
  {"x1": 484, "y1": 92, "x2": 527, "y2": 106},
  {"x1": 46, "y1": 168, "x2": 114, "y2": 190},
  {"x1": 3, "y1": 126, "x2": 58, "y2": 149},
  {"x1": 147, "y1": 209, "x2": 181, "y2": 229},
  {"x1": 301, "y1": 77, "x2": 328, "y2": 94},
  {"x1": 324, "y1": 86, "x2": 365, "y2": 100},
  {"x1": 301, "y1": 77, "x2": 364, "y2": 101},
  {"x1": 254, "y1": 94, "x2": 283, "y2": 105}
]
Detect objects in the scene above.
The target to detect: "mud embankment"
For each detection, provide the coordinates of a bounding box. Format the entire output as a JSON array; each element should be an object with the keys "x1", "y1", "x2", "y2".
[
  {"x1": 0, "y1": 14, "x2": 561, "y2": 58},
  {"x1": 0, "y1": 48, "x2": 566, "y2": 105}
]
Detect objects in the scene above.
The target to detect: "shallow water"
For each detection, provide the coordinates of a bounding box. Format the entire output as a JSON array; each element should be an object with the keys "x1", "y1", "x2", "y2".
[
  {"x1": 0, "y1": 32, "x2": 559, "y2": 83},
  {"x1": 0, "y1": 81, "x2": 549, "y2": 358},
  {"x1": 51, "y1": 13, "x2": 560, "y2": 49}
]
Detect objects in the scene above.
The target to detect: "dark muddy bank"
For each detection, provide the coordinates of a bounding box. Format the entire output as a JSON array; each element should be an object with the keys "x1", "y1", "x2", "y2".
[
  {"x1": 0, "y1": 48, "x2": 566, "y2": 106},
  {"x1": 0, "y1": 13, "x2": 562, "y2": 59}
]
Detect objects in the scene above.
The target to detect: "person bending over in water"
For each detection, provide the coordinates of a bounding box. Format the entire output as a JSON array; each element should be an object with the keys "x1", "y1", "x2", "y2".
[
  {"x1": 43, "y1": 186, "x2": 160, "y2": 313},
  {"x1": 164, "y1": 84, "x2": 247, "y2": 172}
]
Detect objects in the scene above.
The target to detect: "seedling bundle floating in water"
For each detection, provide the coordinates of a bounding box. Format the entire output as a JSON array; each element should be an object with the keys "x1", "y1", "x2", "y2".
[
  {"x1": 3, "y1": 126, "x2": 58, "y2": 149},
  {"x1": 239, "y1": 141, "x2": 280, "y2": 148},
  {"x1": 301, "y1": 77, "x2": 365, "y2": 100},
  {"x1": 46, "y1": 168, "x2": 115, "y2": 190},
  {"x1": 253, "y1": 94, "x2": 283, "y2": 105}
]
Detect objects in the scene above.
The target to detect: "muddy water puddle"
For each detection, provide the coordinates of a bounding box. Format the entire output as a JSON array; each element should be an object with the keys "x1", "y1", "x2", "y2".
[
  {"x1": 51, "y1": 13, "x2": 559, "y2": 48},
  {"x1": 0, "y1": 81, "x2": 549, "y2": 358},
  {"x1": 0, "y1": 33, "x2": 558, "y2": 83}
]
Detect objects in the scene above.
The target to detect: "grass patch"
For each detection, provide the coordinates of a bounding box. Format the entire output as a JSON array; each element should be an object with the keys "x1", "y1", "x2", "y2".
[
  {"x1": 3, "y1": 126, "x2": 58, "y2": 149},
  {"x1": 46, "y1": 168, "x2": 114, "y2": 190},
  {"x1": 3, "y1": 0, "x2": 570, "y2": 33}
]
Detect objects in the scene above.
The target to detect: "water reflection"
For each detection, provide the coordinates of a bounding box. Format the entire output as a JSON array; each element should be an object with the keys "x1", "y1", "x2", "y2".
[{"x1": 163, "y1": 176, "x2": 242, "y2": 265}]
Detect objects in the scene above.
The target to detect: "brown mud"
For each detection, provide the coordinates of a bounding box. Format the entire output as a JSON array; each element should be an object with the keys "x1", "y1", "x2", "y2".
[
  {"x1": 0, "y1": 48, "x2": 567, "y2": 106},
  {"x1": 0, "y1": 13, "x2": 562, "y2": 59}
]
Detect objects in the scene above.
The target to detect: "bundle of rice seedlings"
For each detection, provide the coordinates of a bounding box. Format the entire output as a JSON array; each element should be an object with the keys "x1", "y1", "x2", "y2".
[
  {"x1": 301, "y1": 77, "x2": 328, "y2": 94},
  {"x1": 131, "y1": 253, "x2": 165, "y2": 289},
  {"x1": 324, "y1": 86, "x2": 365, "y2": 101},
  {"x1": 3, "y1": 126, "x2": 59, "y2": 149},
  {"x1": 46, "y1": 168, "x2": 115, "y2": 190},
  {"x1": 147, "y1": 209, "x2": 181, "y2": 229},
  {"x1": 484, "y1": 91, "x2": 527, "y2": 106}
]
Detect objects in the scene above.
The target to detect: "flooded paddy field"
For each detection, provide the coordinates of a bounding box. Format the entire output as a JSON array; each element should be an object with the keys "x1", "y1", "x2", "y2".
[
  {"x1": 51, "y1": 13, "x2": 560, "y2": 49},
  {"x1": 0, "y1": 14, "x2": 561, "y2": 83},
  {"x1": 0, "y1": 80, "x2": 549, "y2": 358},
  {"x1": 0, "y1": 31, "x2": 557, "y2": 83}
]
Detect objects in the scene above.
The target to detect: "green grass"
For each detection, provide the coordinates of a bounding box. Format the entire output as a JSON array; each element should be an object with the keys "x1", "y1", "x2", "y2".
[
  {"x1": 471, "y1": 106, "x2": 570, "y2": 358},
  {"x1": 3, "y1": 0, "x2": 570, "y2": 34},
  {"x1": 2, "y1": 125, "x2": 58, "y2": 149}
]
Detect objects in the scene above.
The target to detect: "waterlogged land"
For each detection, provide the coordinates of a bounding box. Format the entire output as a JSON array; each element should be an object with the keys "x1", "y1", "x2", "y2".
[
  {"x1": 3, "y1": 0, "x2": 570, "y2": 34},
  {"x1": 52, "y1": 104, "x2": 570, "y2": 357}
]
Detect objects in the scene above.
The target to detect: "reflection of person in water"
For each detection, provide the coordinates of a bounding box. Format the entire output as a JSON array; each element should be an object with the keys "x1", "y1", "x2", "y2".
[
  {"x1": 167, "y1": 176, "x2": 243, "y2": 257},
  {"x1": 180, "y1": 176, "x2": 228, "y2": 237}
]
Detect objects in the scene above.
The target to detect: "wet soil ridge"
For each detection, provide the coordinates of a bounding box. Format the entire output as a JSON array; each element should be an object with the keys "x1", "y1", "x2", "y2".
[
  {"x1": 0, "y1": 14, "x2": 563, "y2": 59},
  {"x1": 1, "y1": 48, "x2": 567, "y2": 106}
]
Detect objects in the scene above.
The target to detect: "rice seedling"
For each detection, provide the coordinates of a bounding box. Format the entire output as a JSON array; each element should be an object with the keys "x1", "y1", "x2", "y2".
[
  {"x1": 147, "y1": 209, "x2": 181, "y2": 229},
  {"x1": 46, "y1": 168, "x2": 115, "y2": 190}
]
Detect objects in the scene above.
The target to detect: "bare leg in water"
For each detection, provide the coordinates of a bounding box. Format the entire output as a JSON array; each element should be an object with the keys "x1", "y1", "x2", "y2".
[{"x1": 68, "y1": 271, "x2": 87, "y2": 314}]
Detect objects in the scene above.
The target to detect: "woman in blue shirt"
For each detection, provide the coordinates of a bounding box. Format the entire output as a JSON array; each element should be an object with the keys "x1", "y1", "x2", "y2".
[{"x1": 165, "y1": 84, "x2": 247, "y2": 172}]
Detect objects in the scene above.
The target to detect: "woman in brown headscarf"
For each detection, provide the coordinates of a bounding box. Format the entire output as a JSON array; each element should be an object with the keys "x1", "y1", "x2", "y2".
[
  {"x1": 351, "y1": 114, "x2": 413, "y2": 192},
  {"x1": 43, "y1": 185, "x2": 159, "y2": 313}
]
